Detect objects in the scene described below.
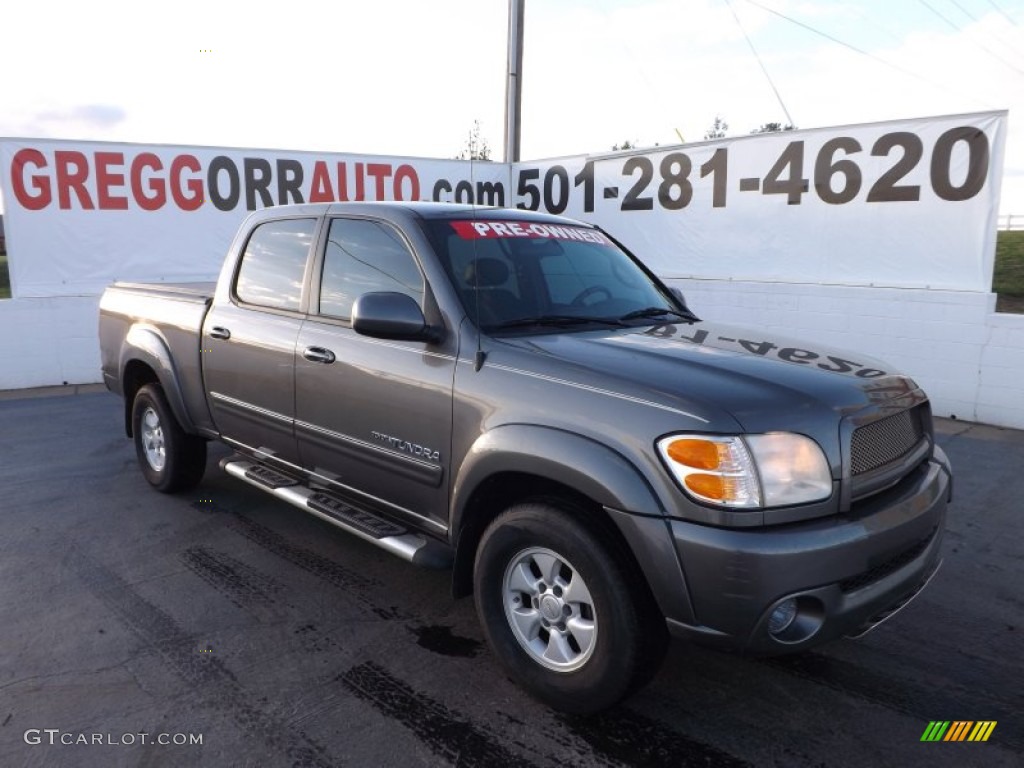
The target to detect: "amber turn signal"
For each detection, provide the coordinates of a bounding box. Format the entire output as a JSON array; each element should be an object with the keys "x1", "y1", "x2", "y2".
[
  {"x1": 683, "y1": 473, "x2": 726, "y2": 500},
  {"x1": 665, "y1": 439, "x2": 721, "y2": 470}
]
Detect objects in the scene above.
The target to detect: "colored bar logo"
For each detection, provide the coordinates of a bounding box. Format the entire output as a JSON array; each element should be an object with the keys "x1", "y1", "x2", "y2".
[{"x1": 921, "y1": 721, "x2": 997, "y2": 742}]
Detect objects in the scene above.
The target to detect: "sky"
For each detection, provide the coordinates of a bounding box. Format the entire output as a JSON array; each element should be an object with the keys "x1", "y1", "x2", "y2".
[{"x1": 1, "y1": 0, "x2": 1022, "y2": 215}]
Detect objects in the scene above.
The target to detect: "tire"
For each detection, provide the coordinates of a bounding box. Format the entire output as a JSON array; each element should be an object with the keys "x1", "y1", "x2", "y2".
[
  {"x1": 473, "y1": 501, "x2": 667, "y2": 714},
  {"x1": 131, "y1": 383, "x2": 207, "y2": 493}
]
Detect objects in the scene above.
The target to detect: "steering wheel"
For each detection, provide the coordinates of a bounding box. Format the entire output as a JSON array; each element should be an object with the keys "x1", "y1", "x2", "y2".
[{"x1": 570, "y1": 285, "x2": 613, "y2": 307}]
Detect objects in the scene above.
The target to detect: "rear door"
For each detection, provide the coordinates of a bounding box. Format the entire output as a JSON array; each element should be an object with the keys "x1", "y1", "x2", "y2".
[
  {"x1": 202, "y1": 216, "x2": 319, "y2": 468},
  {"x1": 294, "y1": 216, "x2": 455, "y2": 533}
]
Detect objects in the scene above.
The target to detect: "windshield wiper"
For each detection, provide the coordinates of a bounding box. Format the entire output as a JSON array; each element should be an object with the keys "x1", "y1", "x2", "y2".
[
  {"x1": 619, "y1": 306, "x2": 700, "y2": 323},
  {"x1": 491, "y1": 314, "x2": 629, "y2": 330}
]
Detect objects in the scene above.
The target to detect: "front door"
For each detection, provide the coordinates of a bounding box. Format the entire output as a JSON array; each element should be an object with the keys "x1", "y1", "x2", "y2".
[{"x1": 294, "y1": 216, "x2": 455, "y2": 533}]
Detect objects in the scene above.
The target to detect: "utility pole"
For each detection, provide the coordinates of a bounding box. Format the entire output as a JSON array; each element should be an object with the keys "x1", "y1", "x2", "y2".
[{"x1": 504, "y1": 0, "x2": 525, "y2": 162}]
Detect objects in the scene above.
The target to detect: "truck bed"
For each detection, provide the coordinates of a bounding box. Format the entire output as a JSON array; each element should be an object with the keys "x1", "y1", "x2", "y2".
[
  {"x1": 107, "y1": 281, "x2": 217, "y2": 302},
  {"x1": 99, "y1": 281, "x2": 217, "y2": 436}
]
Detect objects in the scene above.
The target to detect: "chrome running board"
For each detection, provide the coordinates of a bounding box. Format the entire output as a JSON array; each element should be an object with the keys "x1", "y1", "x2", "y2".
[{"x1": 220, "y1": 458, "x2": 451, "y2": 568}]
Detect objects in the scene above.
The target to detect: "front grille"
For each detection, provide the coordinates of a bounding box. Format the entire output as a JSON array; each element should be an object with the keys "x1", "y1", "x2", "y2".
[
  {"x1": 839, "y1": 529, "x2": 935, "y2": 593},
  {"x1": 850, "y1": 407, "x2": 924, "y2": 476}
]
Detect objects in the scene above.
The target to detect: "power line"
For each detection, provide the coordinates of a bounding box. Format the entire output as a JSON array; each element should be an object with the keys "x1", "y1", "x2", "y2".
[
  {"x1": 918, "y1": 0, "x2": 983, "y2": 40},
  {"x1": 978, "y1": 0, "x2": 1024, "y2": 53},
  {"x1": 743, "y1": 0, "x2": 904, "y2": 60},
  {"x1": 592, "y1": 0, "x2": 678, "y2": 145},
  {"x1": 918, "y1": 0, "x2": 1024, "y2": 77},
  {"x1": 740, "y1": 0, "x2": 998, "y2": 108},
  {"x1": 947, "y1": 0, "x2": 978, "y2": 22},
  {"x1": 850, "y1": 7, "x2": 911, "y2": 47},
  {"x1": 985, "y1": 0, "x2": 1017, "y2": 25},
  {"x1": 950, "y1": 0, "x2": 1024, "y2": 66},
  {"x1": 723, "y1": 0, "x2": 795, "y2": 127}
]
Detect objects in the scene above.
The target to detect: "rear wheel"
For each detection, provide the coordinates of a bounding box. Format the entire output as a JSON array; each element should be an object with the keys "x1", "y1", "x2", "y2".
[
  {"x1": 132, "y1": 383, "x2": 206, "y2": 493},
  {"x1": 473, "y1": 501, "x2": 667, "y2": 714}
]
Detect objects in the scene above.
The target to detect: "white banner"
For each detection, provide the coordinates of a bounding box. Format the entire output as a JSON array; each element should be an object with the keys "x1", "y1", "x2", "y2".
[
  {"x1": 512, "y1": 111, "x2": 1006, "y2": 292},
  {"x1": 0, "y1": 111, "x2": 1006, "y2": 297},
  {"x1": 0, "y1": 141, "x2": 507, "y2": 297}
]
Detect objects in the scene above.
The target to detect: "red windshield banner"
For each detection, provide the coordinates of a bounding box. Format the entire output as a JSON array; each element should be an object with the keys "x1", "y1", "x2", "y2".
[{"x1": 450, "y1": 220, "x2": 611, "y2": 244}]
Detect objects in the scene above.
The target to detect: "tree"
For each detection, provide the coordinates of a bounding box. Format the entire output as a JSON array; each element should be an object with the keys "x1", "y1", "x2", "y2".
[
  {"x1": 704, "y1": 116, "x2": 728, "y2": 140},
  {"x1": 457, "y1": 120, "x2": 492, "y2": 162},
  {"x1": 751, "y1": 122, "x2": 796, "y2": 133},
  {"x1": 611, "y1": 140, "x2": 661, "y2": 151}
]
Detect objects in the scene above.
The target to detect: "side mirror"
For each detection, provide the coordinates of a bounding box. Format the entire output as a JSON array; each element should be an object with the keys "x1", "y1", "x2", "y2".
[{"x1": 352, "y1": 292, "x2": 440, "y2": 343}]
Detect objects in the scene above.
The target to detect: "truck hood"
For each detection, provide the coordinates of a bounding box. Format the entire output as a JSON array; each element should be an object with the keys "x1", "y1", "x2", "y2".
[{"x1": 497, "y1": 321, "x2": 921, "y2": 434}]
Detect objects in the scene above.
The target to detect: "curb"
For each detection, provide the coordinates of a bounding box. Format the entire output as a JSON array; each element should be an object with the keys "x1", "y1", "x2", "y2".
[{"x1": 0, "y1": 383, "x2": 108, "y2": 401}]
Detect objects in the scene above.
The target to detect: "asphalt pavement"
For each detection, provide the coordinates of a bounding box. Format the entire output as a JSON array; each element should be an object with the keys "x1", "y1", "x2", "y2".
[{"x1": 0, "y1": 390, "x2": 1020, "y2": 767}]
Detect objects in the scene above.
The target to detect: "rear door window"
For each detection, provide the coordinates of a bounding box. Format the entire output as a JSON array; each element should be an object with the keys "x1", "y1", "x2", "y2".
[{"x1": 235, "y1": 218, "x2": 316, "y2": 311}]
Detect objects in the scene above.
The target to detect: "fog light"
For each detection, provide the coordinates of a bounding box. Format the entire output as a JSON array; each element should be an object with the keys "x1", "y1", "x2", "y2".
[{"x1": 768, "y1": 598, "x2": 798, "y2": 635}]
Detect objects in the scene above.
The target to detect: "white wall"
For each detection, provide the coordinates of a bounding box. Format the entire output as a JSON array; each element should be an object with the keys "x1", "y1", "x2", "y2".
[
  {"x1": 0, "y1": 296, "x2": 101, "y2": 389},
  {"x1": 978, "y1": 312, "x2": 1024, "y2": 429},
  {"x1": 1, "y1": 287, "x2": 1022, "y2": 431},
  {"x1": 670, "y1": 279, "x2": 1024, "y2": 430}
]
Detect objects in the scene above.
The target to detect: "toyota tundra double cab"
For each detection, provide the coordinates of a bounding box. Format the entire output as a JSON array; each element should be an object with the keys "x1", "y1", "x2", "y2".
[{"x1": 99, "y1": 202, "x2": 951, "y2": 713}]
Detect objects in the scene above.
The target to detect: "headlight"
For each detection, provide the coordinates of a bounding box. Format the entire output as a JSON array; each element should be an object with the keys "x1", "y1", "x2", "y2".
[
  {"x1": 656, "y1": 433, "x2": 832, "y2": 509},
  {"x1": 746, "y1": 433, "x2": 834, "y2": 507}
]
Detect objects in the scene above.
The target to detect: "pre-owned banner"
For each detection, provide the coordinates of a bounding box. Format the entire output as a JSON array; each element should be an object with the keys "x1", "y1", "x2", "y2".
[
  {"x1": 0, "y1": 111, "x2": 1006, "y2": 297},
  {"x1": 511, "y1": 111, "x2": 1006, "y2": 293},
  {"x1": 0, "y1": 142, "x2": 507, "y2": 297}
]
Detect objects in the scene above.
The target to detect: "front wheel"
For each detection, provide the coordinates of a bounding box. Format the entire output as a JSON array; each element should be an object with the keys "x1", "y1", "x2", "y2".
[
  {"x1": 131, "y1": 383, "x2": 207, "y2": 493},
  {"x1": 473, "y1": 502, "x2": 667, "y2": 714}
]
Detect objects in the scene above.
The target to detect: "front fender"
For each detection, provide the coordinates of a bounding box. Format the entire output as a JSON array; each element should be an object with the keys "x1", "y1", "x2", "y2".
[
  {"x1": 449, "y1": 425, "x2": 700, "y2": 621},
  {"x1": 121, "y1": 325, "x2": 197, "y2": 434},
  {"x1": 450, "y1": 424, "x2": 665, "y2": 535}
]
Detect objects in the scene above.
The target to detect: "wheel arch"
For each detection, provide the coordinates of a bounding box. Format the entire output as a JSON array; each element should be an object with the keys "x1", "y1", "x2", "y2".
[
  {"x1": 119, "y1": 326, "x2": 196, "y2": 437},
  {"x1": 449, "y1": 425, "x2": 665, "y2": 601}
]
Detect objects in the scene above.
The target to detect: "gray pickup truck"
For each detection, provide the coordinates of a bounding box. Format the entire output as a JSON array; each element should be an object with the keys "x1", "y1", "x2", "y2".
[{"x1": 100, "y1": 202, "x2": 951, "y2": 713}]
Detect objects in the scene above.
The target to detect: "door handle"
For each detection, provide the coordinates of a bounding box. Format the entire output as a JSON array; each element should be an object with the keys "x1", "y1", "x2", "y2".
[
  {"x1": 303, "y1": 346, "x2": 336, "y2": 364},
  {"x1": 209, "y1": 326, "x2": 231, "y2": 340}
]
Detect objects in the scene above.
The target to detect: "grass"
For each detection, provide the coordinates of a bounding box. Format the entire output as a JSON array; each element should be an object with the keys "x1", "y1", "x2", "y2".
[
  {"x1": 994, "y1": 230, "x2": 1024, "y2": 314},
  {"x1": 0, "y1": 252, "x2": 9, "y2": 300}
]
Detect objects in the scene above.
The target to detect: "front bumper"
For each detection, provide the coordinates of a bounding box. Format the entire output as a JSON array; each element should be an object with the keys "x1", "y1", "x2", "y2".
[{"x1": 661, "y1": 448, "x2": 950, "y2": 653}]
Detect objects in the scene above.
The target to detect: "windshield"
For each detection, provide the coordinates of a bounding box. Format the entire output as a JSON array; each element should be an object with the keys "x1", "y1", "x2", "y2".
[{"x1": 424, "y1": 218, "x2": 683, "y2": 333}]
